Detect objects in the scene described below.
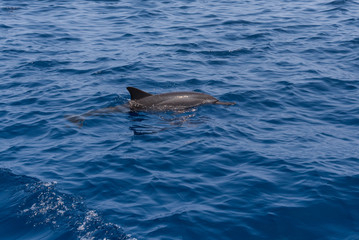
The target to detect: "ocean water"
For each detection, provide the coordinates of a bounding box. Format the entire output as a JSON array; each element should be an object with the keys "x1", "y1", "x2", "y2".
[{"x1": 1, "y1": 0, "x2": 359, "y2": 239}]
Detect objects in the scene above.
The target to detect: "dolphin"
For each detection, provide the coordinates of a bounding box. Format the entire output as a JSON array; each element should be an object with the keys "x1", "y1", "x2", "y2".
[
  {"x1": 127, "y1": 87, "x2": 235, "y2": 111},
  {"x1": 66, "y1": 87, "x2": 234, "y2": 126}
]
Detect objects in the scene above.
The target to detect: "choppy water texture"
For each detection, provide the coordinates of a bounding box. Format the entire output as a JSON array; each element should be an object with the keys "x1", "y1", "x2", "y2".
[{"x1": 1, "y1": 0, "x2": 359, "y2": 239}]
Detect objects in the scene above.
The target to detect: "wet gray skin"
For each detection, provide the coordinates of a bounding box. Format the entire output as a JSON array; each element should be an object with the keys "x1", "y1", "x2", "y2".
[
  {"x1": 127, "y1": 87, "x2": 235, "y2": 111},
  {"x1": 66, "y1": 87, "x2": 235, "y2": 126}
]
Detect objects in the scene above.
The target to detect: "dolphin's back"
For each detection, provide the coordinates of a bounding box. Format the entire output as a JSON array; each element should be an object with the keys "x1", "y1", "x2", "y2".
[
  {"x1": 144, "y1": 92, "x2": 217, "y2": 106},
  {"x1": 127, "y1": 87, "x2": 234, "y2": 111}
]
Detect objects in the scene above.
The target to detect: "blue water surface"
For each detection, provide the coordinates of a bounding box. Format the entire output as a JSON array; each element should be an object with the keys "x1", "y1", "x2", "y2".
[{"x1": 1, "y1": 0, "x2": 359, "y2": 239}]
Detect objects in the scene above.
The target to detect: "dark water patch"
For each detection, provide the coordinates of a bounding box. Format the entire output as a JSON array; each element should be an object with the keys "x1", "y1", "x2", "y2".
[
  {"x1": 203, "y1": 13, "x2": 218, "y2": 19},
  {"x1": 0, "y1": 81, "x2": 23, "y2": 89},
  {"x1": 301, "y1": 69, "x2": 322, "y2": 75},
  {"x1": 300, "y1": 48, "x2": 324, "y2": 57},
  {"x1": 84, "y1": 56, "x2": 116, "y2": 64},
  {"x1": 259, "y1": 99, "x2": 283, "y2": 109},
  {"x1": 59, "y1": 68, "x2": 97, "y2": 75},
  {"x1": 175, "y1": 49, "x2": 193, "y2": 55},
  {"x1": 306, "y1": 77, "x2": 359, "y2": 91},
  {"x1": 1, "y1": 6, "x2": 22, "y2": 12},
  {"x1": 163, "y1": 42, "x2": 200, "y2": 49},
  {"x1": 322, "y1": 6, "x2": 349, "y2": 13},
  {"x1": 325, "y1": 0, "x2": 355, "y2": 5},
  {"x1": 141, "y1": 30, "x2": 163, "y2": 36},
  {"x1": 2, "y1": 48, "x2": 41, "y2": 55},
  {"x1": 121, "y1": 33, "x2": 135, "y2": 38},
  {"x1": 56, "y1": 36, "x2": 82, "y2": 42},
  {"x1": 320, "y1": 47, "x2": 351, "y2": 55},
  {"x1": 222, "y1": 19, "x2": 258, "y2": 26},
  {"x1": 21, "y1": 60, "x2": 71, "y2": 69},
  {"x1": 0, "y1": 24, "x2": 12, "y2": 29},
  {"x1": 198, "y1": 48, "x2": 252, "y2": 57},
  {"x1": 10, "y1": 97, "x2": 38, "y2": 106},
  {"x1": 18, "y1": 32, "x2": 57, "y2": 40},
  {"x1": 275, "y1": 60, "x2": 300, "y2": 68},
  {"x1": 262, "y1": 203, "x2": 356, "y2": 239},
  {"x1": 0, "y1": 110, "x2": 8, "y2": 118},
  {"x1": 340, "y1": 37, "x2": 359, "y2": 49},
  {"x1": 1, "y1": 120, "x2": 48, "y2": 139},
  {"x1": 318, "y1": 109, "x2": 359, "y2": 126},
  {"x1": 167, "y1": 26, "x2": 198, "y2": 32},
  {"x1": 38, "y1": 33, "x2": 54, "y2": 38},
  {"x1": 207, "y1": 60, "x2": 229, "y2": 65},
  {"x1": 175, "y1": 77, "x2": 202, "y2": 86},
  {"x1": 340, "y1": 17, "x2": 359, "y2": 26},
  {"x1": 243, "y1": 32, "x2": 271, "y2": 40}
]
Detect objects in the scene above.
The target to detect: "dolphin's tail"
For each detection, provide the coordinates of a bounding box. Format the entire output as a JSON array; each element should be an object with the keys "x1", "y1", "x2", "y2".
[
  {"x1": 215, "y1": 101, "x2": 235, "y2": 106},
  {"x1": 65, "y1": 114, "x2": 85, "y2": 127}
]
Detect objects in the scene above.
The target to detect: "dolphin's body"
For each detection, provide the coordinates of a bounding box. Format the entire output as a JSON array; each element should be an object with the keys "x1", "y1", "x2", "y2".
[
  {"x1": 66, "y1": 87, "x2": 234, "y2": 126},
  {"x1": 127, "y1": 87, "x2": 235, "y2": 111}
]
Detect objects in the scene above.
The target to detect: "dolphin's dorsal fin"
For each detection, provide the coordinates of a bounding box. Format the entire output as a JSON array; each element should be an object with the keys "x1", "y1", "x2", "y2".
[{"x1": 127, "y1": 87, "x2": 153, "y2": 100}]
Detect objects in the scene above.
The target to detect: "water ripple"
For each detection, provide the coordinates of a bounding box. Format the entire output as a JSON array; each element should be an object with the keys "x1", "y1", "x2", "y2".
[{"x1": 1, "y1": 0, "x2": 359, "y2": 239}]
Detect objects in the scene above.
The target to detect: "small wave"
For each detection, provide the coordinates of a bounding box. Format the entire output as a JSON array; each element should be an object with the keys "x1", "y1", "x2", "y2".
[
  {"x1": 322, "y1": 6, "x2": 349, "y2": 13},
  {"x1": 57, "y1": 37, "x2": 82, "y2": 42},
  {"x1": 197, "y1": 48, "x2": 252, "y2": 57},
  {"x1": 0, "y1": 168, "x2": 135, "y2": 240},
  {"x1": 1, "y1": 6, "x2": 21, "y2": 12},
  {"x1": 167, "y1": 26, "x2": 198, "y2": 32},
  {"x1": 207, "y1": 60, "x2": 229, "y2": 65},
  {"x1": 18, "y1": 60, "x2": 71, "y2": 70},
  {"x1": 305, "y1": 77, "x2": 358, "y2": 91},
  {"x1": 222, "y1": 19, "x2": 257, "y2": 26},
  {"x1": 0, "y1": 24, "x2": 12, "y2": 29},
  {"x1": 92, "y1": 61, "x2": 158, "y2": 75},
  {"x1": 59, "y1": 68, "x2": 96, "y2": 75},
  {"x1": 340, "y1": 37, "x2": 359, "y2": 49},
  {"x1": 104, "y1": 33, "x2": 134, "y2": 41},
  {"x1": 325, "y1": 0, "x2": 355, "y2": 5}
]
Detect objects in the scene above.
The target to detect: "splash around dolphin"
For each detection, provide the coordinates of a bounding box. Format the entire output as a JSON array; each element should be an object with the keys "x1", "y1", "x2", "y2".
[{"x1": 127, "y1": 87, "x2": 235, "y2": 111}]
